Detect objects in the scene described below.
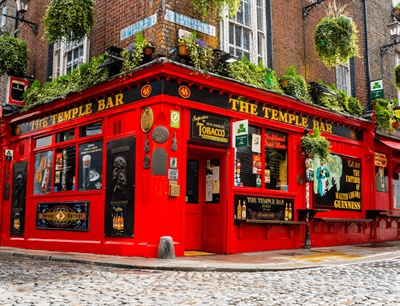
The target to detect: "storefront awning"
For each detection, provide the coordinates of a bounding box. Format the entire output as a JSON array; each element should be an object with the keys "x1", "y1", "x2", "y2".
[{"x1": 377, "y1": 137, "x2": 400, "y2": 150}]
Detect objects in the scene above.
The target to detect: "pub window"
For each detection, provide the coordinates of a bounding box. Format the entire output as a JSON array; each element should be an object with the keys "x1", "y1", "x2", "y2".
[
  {"x1": 56, "y1": 129, "x2": 75, "y2": 143},
  {"x1": 236, "y1": 126, "x2": 262, "y2": 187},
  {"x1": 265, "y1": 129, "x2": 288, "y2": 190},
  {"x1": 54, "y1": 146, "x2": 76, "y2": 191},
  {"x1": 33, "y1": 127, "x2": 103, "y2": 194},
  {"x1": 35, "y1": 135, "x2": 52, "y2": 148},
  {"x1": 80, "y1": 122, "x2": 102, "y2": 137}
]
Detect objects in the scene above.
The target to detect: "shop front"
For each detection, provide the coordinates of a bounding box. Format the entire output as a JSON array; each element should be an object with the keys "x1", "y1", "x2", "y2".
[{"x1": 0, "y1": 59, "x2": 396, "y2": 258}]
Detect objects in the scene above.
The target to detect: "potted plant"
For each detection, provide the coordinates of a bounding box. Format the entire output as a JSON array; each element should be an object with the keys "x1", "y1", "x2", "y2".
[
  {"x1": 121, "y1": 32, "x2": 154, "y2": 74},
  {"x1": 43, "y1": 0, "x2": 95, "y2": 43},
  {"x1": 301, "y1": 128, "x2": 330, "y2": 161},
  {"x1": 0, "y1": 32, "x2": 28, "y2": 77},
  {"x1": 191, "y1": 0, "x2": 241, "y2": 18},
  {"x1": 279, "y1": 65, "x2": 312, "y2": 103},
  {"x1": 314, "y1": 0, "x2": 359, "y2": 68},
  {"x1": 178, "y1": 32, "x2": 214, "y2": 72},
  {"x1": 394, "y1": 3, "x2": 400, "y2": 18}
]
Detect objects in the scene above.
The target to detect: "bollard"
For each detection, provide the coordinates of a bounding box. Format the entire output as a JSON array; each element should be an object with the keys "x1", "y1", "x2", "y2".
[{"x1": 158, "y1": 236, "x2": 175, "y2": 259}]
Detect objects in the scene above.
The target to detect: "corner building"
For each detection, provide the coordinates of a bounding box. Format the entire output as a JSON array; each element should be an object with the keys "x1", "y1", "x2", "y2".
[{"x1": 0, "y1": 0, "x2": 399, "y2": 258}]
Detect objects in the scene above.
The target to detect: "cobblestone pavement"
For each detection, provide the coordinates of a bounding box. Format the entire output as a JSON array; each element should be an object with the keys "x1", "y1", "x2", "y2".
[{"x1": 0, "y1": 254, "x2": 400, "y2": 306}]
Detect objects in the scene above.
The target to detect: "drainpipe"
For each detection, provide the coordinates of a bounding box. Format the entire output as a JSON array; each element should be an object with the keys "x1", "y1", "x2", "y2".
[{"x1": 362, "y1": 0, "x2": 372, "y2": 110}]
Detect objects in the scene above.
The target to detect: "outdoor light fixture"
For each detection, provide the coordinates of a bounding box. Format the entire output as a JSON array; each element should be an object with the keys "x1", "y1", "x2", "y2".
[
  {"x1": 2, "y1": 0, "x2": 38, "y2": 35},
  {"x1": 213, "y1": 49, "x2": 238, "y2": 64},
  {"x1": 97, "y1": 46, "x2": 124, "y2": 76},
  {"x1": 380, "y1": 19, "x2": 400, "y2": 56},
  {"x1": 309, "y1": 81, "x2": 336, "y2": 105},
  {"x1": 303, "y1": 0, "x2": 326, "y2": 19}
]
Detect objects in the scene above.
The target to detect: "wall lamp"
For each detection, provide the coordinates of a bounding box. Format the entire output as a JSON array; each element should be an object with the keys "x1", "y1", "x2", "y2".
[
  {"x1": 213, "y1": 49, "x2": 238, "y2": 64},
  {"x1": 2, "y1": 0, "x2": 38, "y2": 35},
  {"x1": 97, "y1": 46, "x2": 124, "y2": 76},
  {"x1": 380, "y1": 19, "x2": 400, "y2": 57},
  {"x1": 303, "y1": 0, "x2": 326, "y2": 19}
]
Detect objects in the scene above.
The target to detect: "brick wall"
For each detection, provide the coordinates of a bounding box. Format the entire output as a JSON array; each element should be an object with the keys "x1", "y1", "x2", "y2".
[{"x1": 2, "y1": 0, "x2": 379, "y2": 108}]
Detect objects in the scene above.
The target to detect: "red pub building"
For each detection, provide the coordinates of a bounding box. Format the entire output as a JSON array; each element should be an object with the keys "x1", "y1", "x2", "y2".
[
  {"x1": 1, "y1": 58, "x2": 397, "y2": 258},
  {"x1": 0, "y1": 0, "x2": 400, "y2": 258}
]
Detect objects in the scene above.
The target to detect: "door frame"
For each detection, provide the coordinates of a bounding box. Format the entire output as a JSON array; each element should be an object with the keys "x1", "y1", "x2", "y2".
[{"x1": 186, "y1": 144, "x2": 228, "y2": 253}]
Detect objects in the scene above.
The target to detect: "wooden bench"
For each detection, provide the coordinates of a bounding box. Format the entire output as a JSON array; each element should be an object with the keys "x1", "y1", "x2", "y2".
[
  {"x1": 246, "y1": 219, "x2": 306, "y2": 239},
  {"x1": 376, "y1": 214, "x2": 400, "y2": 229},
  {"x1": 313, "y1": 217, "x2": 373, "y2": 233}
]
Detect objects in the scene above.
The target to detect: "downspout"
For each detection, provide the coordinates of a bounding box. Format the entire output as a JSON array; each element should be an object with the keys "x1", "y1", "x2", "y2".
[
  {"x1": 266, "y1": 0, "x2": 273, "y2": 69},
  {"x1": 362, "y1": 0, "x2": 372, "y2": 110}
]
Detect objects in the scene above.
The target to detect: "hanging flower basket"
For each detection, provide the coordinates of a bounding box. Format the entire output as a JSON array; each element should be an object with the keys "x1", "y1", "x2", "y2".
[
  {"x1": 314, "y1": 1, "x2": 359, "y2": 68},
  {"x1": 301, "y1": 128, "x2": 330, "y2": 161},
  {"x1": 0, "y1": 35, "x2": 28, "y2": 77},
  {"x1": 43, "y1": 0, "x2": 95, "y2": 44}
]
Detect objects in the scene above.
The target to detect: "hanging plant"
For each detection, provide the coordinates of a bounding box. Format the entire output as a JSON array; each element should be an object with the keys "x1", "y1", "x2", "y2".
[
  {"x1": 394, "y1": 64, "x2": 400, "y2": 90},
  {"x1": 301, "y1": 128, "x2": 331, "y2": 161},
  {"x1": 191, "y1": 0, "x2": 241, "y2": 19},
  {"x1": 0, "y1": 34, "x2": 28, "y2": 77},
  {"x1": 314, "y1": 0, "x2": 359, "y2": 68},
  {"x1": 43, "y1": 0, "x2": 95, "y2": 44}
]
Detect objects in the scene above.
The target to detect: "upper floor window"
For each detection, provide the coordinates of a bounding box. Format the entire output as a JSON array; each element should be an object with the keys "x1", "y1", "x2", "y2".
[
  {"x1": 1, "y1": 4, "x2": 7, "y2": 27},
  {"x1": 52, "y1": 37, "x2": 89, "y2": 79},
  {"x1": 336, "y1": 61, "x2": 351, "y2": 95},
  {"x1": 220, "y1": 0, "x2": 267, "y2": 65}
]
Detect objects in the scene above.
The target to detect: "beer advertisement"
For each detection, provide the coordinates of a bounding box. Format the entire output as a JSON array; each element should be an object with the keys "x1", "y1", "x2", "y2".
[
  {"x1": 78, "y1": 140, "x2": 103, "y2": 191},
  {"x1": 33, "y1": 150, "x2": 53, "y2": 194}
]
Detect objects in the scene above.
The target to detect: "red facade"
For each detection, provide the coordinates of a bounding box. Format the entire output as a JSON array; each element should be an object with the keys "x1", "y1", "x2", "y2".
[{"x1": 1, "y1": 60, "x2": 398, "y2": 258}]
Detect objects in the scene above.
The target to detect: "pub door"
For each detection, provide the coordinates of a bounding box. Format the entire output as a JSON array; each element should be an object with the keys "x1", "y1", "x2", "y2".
[{"x1": 185, "y1": 146, "x2": 226, "y2": 253}]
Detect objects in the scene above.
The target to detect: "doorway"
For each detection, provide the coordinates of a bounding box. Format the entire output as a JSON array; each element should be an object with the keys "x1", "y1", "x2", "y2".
[{"x1": 185, "y1": 146, "x2": 226, "y2": 253}]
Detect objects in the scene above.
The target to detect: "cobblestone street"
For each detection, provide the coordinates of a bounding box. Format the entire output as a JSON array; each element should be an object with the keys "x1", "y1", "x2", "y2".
[{"x1": 1, "y1": 253, "x2": 400, "y2": 305}]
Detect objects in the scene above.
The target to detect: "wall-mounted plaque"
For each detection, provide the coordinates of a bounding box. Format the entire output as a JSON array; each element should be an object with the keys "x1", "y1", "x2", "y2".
[
  {"x1": 152, "y1": 126, "x2": 169, "y2": 144},
  {"x1": 141, "y1": 107, "x2": 154, "y2": 132}
]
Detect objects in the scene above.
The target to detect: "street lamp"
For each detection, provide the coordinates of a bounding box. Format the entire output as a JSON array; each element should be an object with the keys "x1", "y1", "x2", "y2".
[
  {"x1": 2, "y1": 0, "x2": 38, "y2": 35},
  {"x1": 380, "y1": 19, "x2": 400, "y2": 56}
]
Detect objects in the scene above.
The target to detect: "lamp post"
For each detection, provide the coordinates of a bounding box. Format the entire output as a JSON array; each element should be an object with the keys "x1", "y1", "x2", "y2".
[{"x1": 2, "y1": 0, "x2": 38, "y2": 35}]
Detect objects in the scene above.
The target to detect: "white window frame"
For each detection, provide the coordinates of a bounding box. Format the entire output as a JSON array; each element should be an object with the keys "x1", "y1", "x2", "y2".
[
  {"x1": 1, "y1": 4, "x2": 7, "y2": 27},
  {"x1": 220, "y1": 0, "x2": 267, "y2": 65},
  {"x1": 52, "y1": 37, "x2": 89, "y2": 79},
  {"x1": 336, "y1": 61, "x2": 351, "y2": 95},
  {"x1": 397, "y1": 55, "x2": 400, "y2": 102}
]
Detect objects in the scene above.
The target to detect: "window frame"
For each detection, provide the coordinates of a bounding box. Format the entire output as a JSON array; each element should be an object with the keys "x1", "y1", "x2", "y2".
[
  {"x1": 32, "y1": 121, "x2": 103, "y2": 195},
  {"x1": 52, "y1": 37, "x2": 89, "y2": 79},
  {"x1": 220, "y1": 0, "x2": 267, "y2": 65}
]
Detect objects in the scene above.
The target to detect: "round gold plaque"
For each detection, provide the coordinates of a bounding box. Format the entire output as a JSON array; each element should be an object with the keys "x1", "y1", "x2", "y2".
[{"x1": 141, "y1": 107, "x2": 154, "y2": 133}]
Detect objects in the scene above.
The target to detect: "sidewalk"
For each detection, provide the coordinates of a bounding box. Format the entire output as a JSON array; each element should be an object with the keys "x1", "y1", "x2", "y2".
[{"x1": 1, "y1": 241, "x2": 400, "y2": 272}]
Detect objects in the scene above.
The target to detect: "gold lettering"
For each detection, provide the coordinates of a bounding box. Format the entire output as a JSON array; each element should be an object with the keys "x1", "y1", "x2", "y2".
[
  {"x1": 63, "y1": 110, "x2": 71, "y2": 121},
  {"x1": 98, "y1": 99, "x2": 105, "y2": 111},
  {"x1": 250, "y1": 103, "x2": 258, "y2": 116},
  {"x1": 229, "y1": 98, "x2": 239, "y2": 111},
  {"x1": 78, "y1": 105, "x2": 86, "y2": 117},
  {"x1": 71, "y1": 107, "x2": 79, "y2": 118},
  {"x1": 114, "y1": 93, "x2": 124, "y2": 106},
  {"x1": 239, "y1": 100, "x2": 250, "y2": 114},
  {"x1": 57, "y1": 112, "x2": 64, "y2": 123}
]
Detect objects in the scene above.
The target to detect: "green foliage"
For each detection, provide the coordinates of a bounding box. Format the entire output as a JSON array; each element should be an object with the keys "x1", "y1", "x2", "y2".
[
  {"x1": 23, "y1": 55, "x2": 109, "y2": 111},
  {"x1": 43, "y1": 0, "x2": 94, "y2": 43},
  {"x1": 373, "y1": 98, "x2": 394, "y2": 134},
  {"x1": 0, "y1": 35, "x2": 28, "y2": 77},
  {"x1": 191, "y1": 0, "x2": 241, "y2": 18},
  {"x1": 179, "y1": 32, "x2": 214, "y2": 72},
  {"x1": 394, "y1": 64, "x2": 400, "y2": 91},
  {"x1": 279, "y1": 65, "x2": 312, "y2": 103},
  {"x1": 314, "y1": 13, "x2": 359, "y2": 68},
  {"x1": 224, "y1": 57, "x2": 283, "y2": 92},
  {"x1": 301, "y1": 128, "x2": 331, "y2": 161},
  {"x1": 121, "y1": 32, "x2": 154, "y2": 74},
  {"x1": 312, "y1": 81, "x2": 364, "y2": 116}
]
